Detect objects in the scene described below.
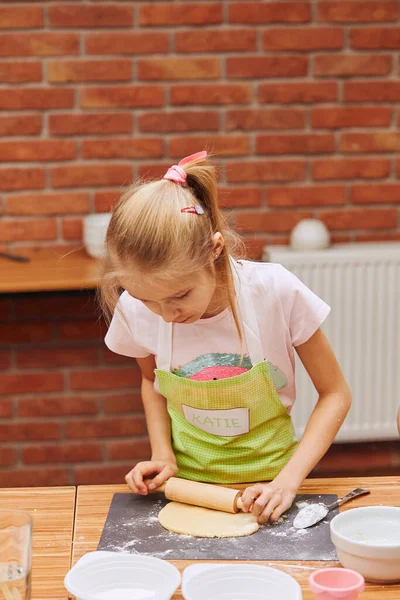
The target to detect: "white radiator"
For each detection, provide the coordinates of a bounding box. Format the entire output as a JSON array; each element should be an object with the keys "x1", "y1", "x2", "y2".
[{"x1": 263, "y1": 242, "x2": 400, "y2": 442}]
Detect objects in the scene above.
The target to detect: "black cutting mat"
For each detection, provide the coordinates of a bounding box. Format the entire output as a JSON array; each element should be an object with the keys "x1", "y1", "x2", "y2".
[{"x1": 98, "y1": 493, "x2": 338, "y2": 560}]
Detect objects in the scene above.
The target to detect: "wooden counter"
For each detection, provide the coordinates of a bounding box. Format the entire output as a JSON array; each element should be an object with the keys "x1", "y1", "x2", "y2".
[
  {"x1": 73, "y1": 477, "x2": 400, "y2": 600},
  {"x1": 0, "y1": 247, "x2": 101, "y2": 293},
  {"x1": 0, "y1": 486, "x2": 76, "y2": 600}
]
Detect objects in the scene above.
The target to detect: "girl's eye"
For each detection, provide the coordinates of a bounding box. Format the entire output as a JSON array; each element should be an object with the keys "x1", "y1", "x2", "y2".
[{"x1": 175, "y1": 290, "x2": 190, "y2": 300}]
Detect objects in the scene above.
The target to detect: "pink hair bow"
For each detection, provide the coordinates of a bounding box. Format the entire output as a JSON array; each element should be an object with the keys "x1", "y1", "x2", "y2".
[{"x1": 163, "y1": 151, "x2": 207, "y2": 184}]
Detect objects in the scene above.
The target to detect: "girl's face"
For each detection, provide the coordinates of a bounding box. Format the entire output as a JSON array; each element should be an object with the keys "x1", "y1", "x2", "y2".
[{"x1": 123, "y1": 266, "x2": 225, "y2": 324}]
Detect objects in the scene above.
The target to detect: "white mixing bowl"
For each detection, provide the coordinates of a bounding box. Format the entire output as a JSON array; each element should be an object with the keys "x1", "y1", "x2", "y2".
[
  {"x1": 64, "y1": 551, "x2": 181, "y2": 600},
  {"x1": 330, "y1": 506, "x2": 400, "y2": 583},
  {"x1": 182, "y1": 563, "x2": 302, "y2": 600}
]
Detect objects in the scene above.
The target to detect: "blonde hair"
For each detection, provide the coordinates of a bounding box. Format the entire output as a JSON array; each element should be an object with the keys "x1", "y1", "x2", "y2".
[{"x1": 99, "y1": 154, "x2": 246, "y2": 344}]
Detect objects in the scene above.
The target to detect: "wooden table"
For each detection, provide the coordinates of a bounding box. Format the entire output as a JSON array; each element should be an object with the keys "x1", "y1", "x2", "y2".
[
  {"x1": 0, "y1": 247, "x2": 101, "y2": 293},
  {"x1": 73, "y1": 476, "x2": 400, "y2": 599},
  {"x1": 0, "y1": 486, "x2": 76, "y2": 600}
]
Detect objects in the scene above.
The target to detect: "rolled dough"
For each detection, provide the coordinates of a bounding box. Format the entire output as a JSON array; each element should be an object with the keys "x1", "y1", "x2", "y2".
[{"x1": 158, "y1": 501, "x2": 260, "y2": 538}]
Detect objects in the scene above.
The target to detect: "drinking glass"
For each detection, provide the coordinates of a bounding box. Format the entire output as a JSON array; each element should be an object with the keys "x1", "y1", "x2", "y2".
[{"x1": 0, "y1": 511, "x2": 32, "y2": 600}]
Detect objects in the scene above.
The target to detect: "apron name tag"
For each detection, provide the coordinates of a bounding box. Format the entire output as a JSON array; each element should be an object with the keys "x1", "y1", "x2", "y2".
[{"x1": 182, "y1": 405, "x2": 250, "y2": 437}]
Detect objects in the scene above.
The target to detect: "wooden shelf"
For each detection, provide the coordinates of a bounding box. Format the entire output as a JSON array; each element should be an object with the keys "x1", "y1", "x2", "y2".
[{"x1": 0, "y1": 247, "x2": 102, "y2": 293}]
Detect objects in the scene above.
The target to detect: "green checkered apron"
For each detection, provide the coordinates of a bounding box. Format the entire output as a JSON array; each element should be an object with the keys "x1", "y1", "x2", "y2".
[{"x1": 155, "y1": 258, "x2": 298, "y2": 484}]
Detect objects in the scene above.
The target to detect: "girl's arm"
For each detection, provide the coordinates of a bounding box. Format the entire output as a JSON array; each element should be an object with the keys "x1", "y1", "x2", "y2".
[
  {"x1": 125, "y1": 355, "x2": 178, "y2": 494},
  {"x1": 241, "y1": 328, "x2": 352, "y2": 523}
]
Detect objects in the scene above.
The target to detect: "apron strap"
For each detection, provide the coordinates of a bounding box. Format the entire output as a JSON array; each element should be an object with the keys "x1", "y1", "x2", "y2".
[{"x1": 156, "y1": 256, "x2": 265, "y2": 371}]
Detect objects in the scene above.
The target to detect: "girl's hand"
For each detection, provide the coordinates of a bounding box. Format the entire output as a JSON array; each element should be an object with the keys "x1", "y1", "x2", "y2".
[
  {"x1": 240, "y1": 480, "x2": 298, "y2": 525},
  {"x1": 125, "y1": 459, "x2": 178, "y2": 495}
]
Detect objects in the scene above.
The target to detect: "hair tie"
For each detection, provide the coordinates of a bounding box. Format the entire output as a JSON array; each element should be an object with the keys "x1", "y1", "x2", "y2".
[{"x1": 163, "y1": 151, "x2": 207, "y2": 185}]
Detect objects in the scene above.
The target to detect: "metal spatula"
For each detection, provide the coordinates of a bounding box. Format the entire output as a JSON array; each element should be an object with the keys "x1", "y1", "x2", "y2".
[{"x1": 293, "y1": 488, "x2": 370, "y2": 529}]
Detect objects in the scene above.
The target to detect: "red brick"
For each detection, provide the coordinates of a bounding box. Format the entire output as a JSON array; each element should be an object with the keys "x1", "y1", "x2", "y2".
[
  {"x1": 355, "y1": 231, "x2": 400, "y2": 243},
  {"x1": 175, "y1": 29, "x2": 256, "y2": 52},
  {"x1": 311, "y1": 106, "x2": 392, "y2": 129},
  {"x1": 0, "y1": 61, "x2": 41, "y2": 83},
  {"x1": 319, "y1": 208, "x2": 397, "y2": 230},
  {"x1": 65, "y1": 416, "x2": 146, "y2": 439},
  {"x1": 14, "y1": 293, "x2": 97, "y2": 319},
  {"x1": 344, "y1": 81, "x2": 400, "y2": 102},
  {"x1": 351, "y1": 27, "x2": 400, "y2": 49},
  {"x1": 48, "y1": 59, "x2": 132, "y2": 83},
  {"x1": 259, "y1": 82, "x2": 337, "y2": 104},
  {"x1": 256, "y1": 133, "x2": 335, "y2": 155},
  {"x1": 268, "y1": 185, "x2": 346, "y2": 207},
  {"x1": 49, "y1": 113, "x2": 133, "y2": 136},
  {"x1": 227, "y1": 160, "x2": 305, "y2": 183},
  {"x1": 7, "y1": 193, "x2": 89, "y2": 216},
  {"x1": 0, "y1": 399, "x2": 12, "y2": 418},
  {"x1": 243, "y1": 237, "x2": 269, "y2": 260},
  {"x1": 16, "y1": 347, "x2": 98, "y2": 369},
  {"x1": 314, "y1": 54, "x2": 391, "y2": 77},
  {"x1": 94, "y1": 190, "x2": 122, "y2": 213},
  {"x1": 18, "y1": 396, "x2": 98, "y2": 418},
  {"x1": 171, "y1": 84, "x2": 251, "y2": 106},
  {"x1": 0, "y1": 219, "x2": 57, "y2": 242},
  {"x1": 312, "y1": 158, "x2": 389, "y2": 180},
  {"x1": 58, "y1": 319, "x2": 106, "y2": 342},
  {"x1": 0, "y1": 115, "x2": 42, "y2": 136},
  {"x1": 49, "y1": 4, "x2": 133, "y2": 28},
  {"x1": 22, "y1": 443, "x2": 103, "y2": 465},
  {"x1": 80, "y1": 86, "x2": 164, "y2": 109},
  {"x1": 62, "y1": 218, "x2": 82, "y2": 240},
  {"x1": 0, "y1": 33, "x2": 79, "y2": 57},
  {"x1": 0, "y1": 6, "x2": 43, "y2": 28},
  {"x1": 0, "y1": 351, "x2": 11, "y2": 371},
  {"x1": 0, "y1": 168, "x2": 44, "y2": 191},
  {"x1": 0, "y1": 373, "x2": 63, "y2": 396},
  {"x1": 74, "y1": 464, "x2": 130, "y2": 485},
  {"x1": 395, "y1": 159, "x2": 400, "y2": 178},
  {"x1": 226, "y1": 108, "x2": 305, "y2": 131},
  {"x1": 0, "y1": 448, "x2": 16, "y2": 467},
  {"x1": 218, "y1": 187, "x2": 262, "y2": 208},
  {"x1": 82, "y1": 138, "x2": 163, "y2": 159},
  {"x1": 51, "y1": 164, "x2": 133, "y2": 188},
  {"x1": 107, "y1": 439, "x2": 151, "y2": 461},
  {"x1": 263, "y1": 28, "x2": 343, "y2": 51},
  {"x1": 341, "y1": 132, "x2": 400, "y2": 153},
  {"x1": 0, "y1": 469, "x2": 69, "y2": 488},
  {"x1": 227, "y1": 56, "x2": 307, "y2": 78},
  {"x1": 229, "y1": 2, "x2": 311, "y2": 23},
  {"x1": 236, "y1": 211, "x2": 312, "y2": 233},
  {"x1": 0, "y1": 88, "x2": 74, "y2": 110},
  {"x1": 138, "y1": 58, "x2": 220, "y2": 81},
  {"x1": 0, "y1": 140, "x2": 75, "y2": 163},
  {"x1": 318, "y1": 1, "x2": 398, "y2": 22},
  {"x1": 103, "y1": 393, "x2": 144, "y2": 414},
  {"x1": 102, "y1": 348, "x2": 135, "y2": 365},
  {"x1": 139, "y1": 110, "x2": 219, "y2": 133},
  {"x1": 140, "y1": 2, "x2": 222, "y2": 26},
  {"x1": 69, "y1": 367, "x2": 142, "y2": 391},
  {"x1": 86, "y1": 32, "x2": 169, "y2": 55},
  {"x1": 351, "y1": 184, "x2": 400, "y2": 204},
  {"x1": 138, "y1": 163, "x2": 172, "y2": 180},
  {"x1": 169, "y1": 135, "x2": 249, "y2": 158}
]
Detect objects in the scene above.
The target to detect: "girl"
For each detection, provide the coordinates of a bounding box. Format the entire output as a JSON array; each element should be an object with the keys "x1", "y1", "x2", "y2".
[{"x1": 101, "y1": 151, "x2": 351, "y2": 525}]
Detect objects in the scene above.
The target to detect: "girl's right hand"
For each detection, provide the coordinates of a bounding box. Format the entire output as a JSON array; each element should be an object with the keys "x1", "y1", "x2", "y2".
[{"x1": 125, "y1": 459, "x2": 178, "y2": 495}]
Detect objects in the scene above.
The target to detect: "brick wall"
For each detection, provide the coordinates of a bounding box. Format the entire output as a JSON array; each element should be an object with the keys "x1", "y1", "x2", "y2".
[{"x1": 1, "y1": 1, "x2": 400, "y2": 485}]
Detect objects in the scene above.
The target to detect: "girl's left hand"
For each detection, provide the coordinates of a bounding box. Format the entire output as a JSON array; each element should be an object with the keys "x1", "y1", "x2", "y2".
[{"x1": 240, "y1": 481, "x2": 298, "y2": 525}]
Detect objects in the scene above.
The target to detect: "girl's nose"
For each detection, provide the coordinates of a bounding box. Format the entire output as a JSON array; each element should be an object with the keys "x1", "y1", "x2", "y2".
[{"x1": 161, "y1": 306, "x2": 179, "y2": 323}]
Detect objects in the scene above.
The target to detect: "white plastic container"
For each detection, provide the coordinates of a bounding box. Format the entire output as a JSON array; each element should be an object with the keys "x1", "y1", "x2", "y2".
[
  {"x1": 330, "y1": 506, "x2": 400, "y2": 583},
  {"x1": 64, "y1": 551, "x2": 181, "y2": 600},
  {"x1": 83, "y1": 213, "x2": 112, "y2": 259},
  {"x1": 182, "y1": 563, "x2": 302, "y2": 600}
]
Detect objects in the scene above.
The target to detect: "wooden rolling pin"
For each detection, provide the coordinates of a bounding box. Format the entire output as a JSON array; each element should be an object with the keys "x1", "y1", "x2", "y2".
[{"x1": 146, "y1": 477, "x2": 244, "y2": 514}]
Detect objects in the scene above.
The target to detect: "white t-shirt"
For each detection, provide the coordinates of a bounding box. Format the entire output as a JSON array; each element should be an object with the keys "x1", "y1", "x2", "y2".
[{"x1": 105, "y1": 260, "x2": 330, "y2": 411}]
